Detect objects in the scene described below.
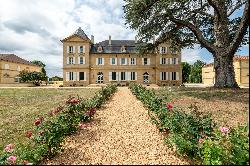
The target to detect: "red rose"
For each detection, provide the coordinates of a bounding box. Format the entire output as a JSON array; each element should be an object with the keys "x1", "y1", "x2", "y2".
[
  {"x1": 26, "y1": 131, "x2": 32, "y2": 138},
  {"x1": 166, "y1": 103, "x2": 173, "y2": 110},
  {"x1": 70, "y1": 98, "x2": 80, "y2": 104},
  {"x1": 34, "y1": 119, "x2": 41, "y2": 126}
]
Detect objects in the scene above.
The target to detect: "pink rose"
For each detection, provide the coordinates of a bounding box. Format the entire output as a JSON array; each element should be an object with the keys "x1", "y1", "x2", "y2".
[
  {"x1": 4, "y1": 144, "x2": 15, "y2": 152},
  {"x1": 220, "y1": 127, "x2": 229, "y2": 134},
  {"x1": 26, "y1": 131, "x2": 32, "y2": 138},
  {"x1": 70, "y1": 98, "x2": 80, "y2": 104},
  {"x1": 79, "y1": 123, "x2": 88, "y2": 129},
  {"x1": 7, "y1": 155, "x2": 16, "y2": 163},
  {"x1": 34, "y1": 119, "x2": 41, "y2": 126},
  {"x1": 166, "y1": 103, "x2": 173, "y2": 110},
  {"x1": 198, "y1": 138, "x2": 204, "y2": 143}
]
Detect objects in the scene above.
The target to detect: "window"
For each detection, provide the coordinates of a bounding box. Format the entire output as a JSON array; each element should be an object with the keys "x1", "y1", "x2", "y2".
[
  {"x1": 121, "y1": 58, "x2": 126, "y2": 65},
  {"x1": 69, "y1": 57, "x2": 74, "y2": 64},
  {"x1": 121, "y1": 46, "x2": 126, "y2": 53},
  {"x1": 69, "y1": 46, "x2": 73, "y2": 53},
  {"x1": 161, "y1": 72, "x2": 167, "y2": 80},
  {"x1": 69, "y1": 72, "x2": 74, "y2": 81},
  {"x1": 110, "y1": 58, "x2": 116, "y2": 65},
  {"x1": 160, "y1": 47, "x2": 166, "y2": 54},
  {"x1": 172, "y1": 58, "x2": 178, "y2": 64},
  {"x1": 79, "y1": 57, "x2": 84, "y2": 64},
  {"x1": 112, "y1": 72, "x2": 116, "y2": 80},
  {"x1": 121, "y1": 72, "x2": 126, "y2": 81},
  {"x1": 161, "y1": 58, "x2": 167, "y2": 64},
  {"x1": 130, "y1": 58, "x2": 136, "y2": 65},
  {"x1": 131, "y1": 72, "x2": 136, "y2": 80},
  {"x1": 4, "y1": 64, "x2": 9, "y2": 69},
  {"x1": 98, "y1": 46, "x2": 102, "y2": 52},
  {"x1": 79, "y1": 72, "x2": 85, "y2": 80},
  {"x1": 171, "y1": 49, "x2": 177, "y2": 54},
  {"x1": 79, "y1": 46, "x2": 84, "y2": 53},
  {"x1": 143, "y1": 58, "x2": 148, "y2": 65},
  {"x1": 97, "y1": 58, "x2": 103, "y2": 65},
  {"x1": 172, "y1": 72, "x2": 177, "y2": 80},
  {"x1": 14, "y1": 77, "x2": 21, "y2": 83},
  {"x1": 17, "y1": 66, "x2": 21, "y2": 71}
]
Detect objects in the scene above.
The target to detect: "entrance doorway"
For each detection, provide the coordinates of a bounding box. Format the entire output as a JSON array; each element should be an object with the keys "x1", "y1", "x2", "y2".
[
  {"x1": 97, "y1": 72, "x2": 104, "y2": 84},
  {"x1": 143, "y1": 72, "x2": 149, "y2": 83}
]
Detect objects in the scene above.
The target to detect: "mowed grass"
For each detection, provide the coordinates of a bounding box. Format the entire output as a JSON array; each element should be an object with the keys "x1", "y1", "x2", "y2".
[
  {"x1": 156, "y1": 87, "x2": 249, "y2": 128},
  {"x1": 0, "y1": 88, "x2": 100, "y2": 149}
]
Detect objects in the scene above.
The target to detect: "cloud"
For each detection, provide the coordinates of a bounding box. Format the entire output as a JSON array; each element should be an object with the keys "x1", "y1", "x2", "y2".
[{"x1": 182, "y1": 45, "x2": 209, "y2": 64}]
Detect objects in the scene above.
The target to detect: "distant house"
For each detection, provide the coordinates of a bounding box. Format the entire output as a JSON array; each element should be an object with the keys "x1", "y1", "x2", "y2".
[
  {"x1": 202, "y1": 55, "x2": 249, "y2": 87},
  {"x1": 0, "y1": 54, "x2": 41, "y2": 84},
  {"x1": 61, "y1": 27, "x2": 182, "y2": 86}
]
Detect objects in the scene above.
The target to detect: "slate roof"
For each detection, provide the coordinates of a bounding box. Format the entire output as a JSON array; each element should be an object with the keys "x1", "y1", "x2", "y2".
[
  {"x1": 61, "y1": 27, "x2": 90, "y2": 42},
  {"x1": 91, "y1": 40, "x2": 146, "y2": 54},
  {"x1": 0, "y1": 54, "x2": 38, "y2": 66}
]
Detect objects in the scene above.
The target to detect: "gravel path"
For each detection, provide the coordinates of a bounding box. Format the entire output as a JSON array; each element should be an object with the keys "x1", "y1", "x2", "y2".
[{"x1": 42, "y1": 87, "x2": 188, "y2": 165}]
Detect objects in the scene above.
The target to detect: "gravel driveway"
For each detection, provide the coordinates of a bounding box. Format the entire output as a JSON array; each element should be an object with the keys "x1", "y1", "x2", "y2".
[{"x1": 42, "y1": 87, "x2": 188, "y2": 165}]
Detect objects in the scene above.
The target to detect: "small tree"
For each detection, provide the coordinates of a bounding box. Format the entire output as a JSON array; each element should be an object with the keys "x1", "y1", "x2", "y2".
[
  {"x1": 189, "y1": 60, "x2": 206, "y2": 83},
  {"x1": 32, "y1": 60, "x2": 47, "y2": 81},
  {"x1": 19, "y1": 70, "x2": 46, "y2": 86},
  {"x1": 181, "y1": 62, "x2": 191, "y2": 83}
]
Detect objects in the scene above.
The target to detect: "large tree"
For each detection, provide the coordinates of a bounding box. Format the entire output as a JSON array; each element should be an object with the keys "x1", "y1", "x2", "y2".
[
  {"x1": 190, "y1": 60, "x2": 206, "y2": 83},
  {"x1": 32, "y1": 60, "x2": 47, "y2": 81},
  {"x1": 181, "y1": 62, "x2": 191, "y2": 83},
  {"x1": 124, "y1": 0, "x2": 249, "y2": 88}
]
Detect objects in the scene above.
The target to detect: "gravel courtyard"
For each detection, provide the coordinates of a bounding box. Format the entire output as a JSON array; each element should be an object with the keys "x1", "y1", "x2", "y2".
[{"x1": 42, "y1": 87, "x2": 188, "y2": 165}]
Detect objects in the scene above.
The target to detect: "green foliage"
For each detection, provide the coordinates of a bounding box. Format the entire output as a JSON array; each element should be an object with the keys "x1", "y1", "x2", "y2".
[
  {"x1": 19, "y1": 70, "x2": 46, "y2": 86},
  {"x1": 181, "y1": 62, "x2": 191, "y2": 83},
  {"x1": 0, "y1": 84, "x2": 117, "y2": 165},
  {"x1": 32, "y1": 60, "x2": 47, "y2": 80},
  {"x1": 189, "y1": 60, "x2": 206, "y2": 83},
  {"x1": 129, "y1": 83, "x2": 249, "y2": 165}
]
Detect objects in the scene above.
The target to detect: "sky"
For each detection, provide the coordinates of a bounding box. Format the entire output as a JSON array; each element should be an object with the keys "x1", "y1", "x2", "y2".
[{"x1": 0, "y1": 0, "x2": 248, "y2": 77}]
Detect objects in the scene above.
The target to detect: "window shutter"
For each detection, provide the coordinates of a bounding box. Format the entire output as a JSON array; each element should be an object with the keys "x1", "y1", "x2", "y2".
[
  {"x1": 160, "y1": 57, "x2": 162, "y2": 64},
  {"x1": 78, "y1": 57, "x2": 80, "y2": 64},
  {"x1": 73, "y1": 46, "x2": 76, "y2": 53},
  {"x1": 116, "y1": 72, "x2": 119, "y2": 81},
  {"x1": 134, "y1": 58, "x2": 136, "y2": 65},
  {"x1": 109, "y1": 72, "x2": 112, "y2": 81},
  {"x1": 102, "y1": 58, "x2": 104, "y2": 65},
  {"x1": 159, "y1": 47, "x2": 162, "y2": 54},
  {"x1": 67, "y1": 46, "x2": 69, "y2": 53},
  {"x1": 73, "y1": 72, "x2": 77, "y2": 81},
  {"x1": 148, "y1": 58, "x2": 150, "y2": 65},
  {"x1": 135, "y1": 72, "x2": 137, "y2": 80},
  {"x1": 169, "y1": 58, "x2": 172, "y2": 64},
  {"x1": 125, "y1": 58, "x2": 127, "y2": 65},
  {"x1": 84, "y1": 72, "x2": 86, "y2": 81},
  {"x1": 169, "y1": 72, "x2": 172, "y2": 80},
  {"x1": 115, "y1": 58, "x2": 117, "y2": 65},
  {"x1": 83, "y1": 46, "x2": 85, "y2": 53},
  {"x1": 66, "y1": 57, "x2": 69, "y2": 64},
  {"x1": 96, "y1": 58, "x2": 98, "y2": 65},
  {"x1": 110, "y1": 58, "x2": 112, "y2": 65},
  {"x1": 120, "y1": 58, "x2": 122, "y2": 65},
  {"x1": 83, "y1": 57, "x2": 85, "y2": 64},
  {"x1": 166, "y1": 47, "x2": 168, "y2": 54},
  {"x1": 166, "y1": 58, "x2": 169, "y2": 64},
  {"x1": 160, "y1": 72, "x2": 162, "y2": 80},
  {"x1": 128, "y1": 72, "x2": 131, "y2": 81},
  {"x1": 176, "y1": 58, "x2": 178, "y2": 64},
  {"x1": 142, "y1": 58, "x2": 144, "y2": 65},
  {"x1": 76, "y1": 72, "x2": 79, "y2": 81},
  {"x1": 78, "y1": 46, "x2": 80, "y2": 53},
  {"x1": 166, "y1": 72, "x2": 169, "y2": 80},
  {"x1": 66, "y1": 72, "x2": 69, "y2": 81},
  {"x1": 128, "y1": 58, "x2": 131, "y2": 65},
  {"x1": 73, "y1": 57, "x2": 76, "y2": 64},
  {"x1": 176, "y1": 72, "x2": 179, "y2": 80}
]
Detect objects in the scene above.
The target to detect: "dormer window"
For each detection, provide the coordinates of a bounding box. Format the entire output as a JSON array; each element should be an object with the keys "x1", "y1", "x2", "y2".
[
  {"x1": 121, "y1": 46, "x2": 126, "y2": 53},
  {"x1": 97, "y1": 46, "x2": 103, "y2": 53}
]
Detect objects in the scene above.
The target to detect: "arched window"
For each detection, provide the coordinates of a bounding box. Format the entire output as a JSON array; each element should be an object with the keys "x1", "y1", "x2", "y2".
[{"x1": 97, "y1": 46, "x2": 103, "y2": 53}]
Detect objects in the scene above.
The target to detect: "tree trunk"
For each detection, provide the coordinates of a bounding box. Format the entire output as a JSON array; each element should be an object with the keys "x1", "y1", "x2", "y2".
[{"x1": 213, "y1": 53, "x2": 239, "y2": 88}]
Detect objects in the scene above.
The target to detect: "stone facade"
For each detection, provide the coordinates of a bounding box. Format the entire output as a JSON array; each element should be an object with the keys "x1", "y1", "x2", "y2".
[
  {"x1": 202, "y1": 56, "x2": 249, "y2": 87},
  {"x1": 62, "y1": 27, "x2": 182, "y2": 86},
  {"x1": 0, "y1": 54, "x2": 41, "y2": 84}
]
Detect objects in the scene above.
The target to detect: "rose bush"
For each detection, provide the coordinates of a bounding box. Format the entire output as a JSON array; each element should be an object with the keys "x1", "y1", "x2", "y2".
[
  {"x1": 0, "y1": 84, "x2": 117, "y2": 165},
  {"x1": 129, "y1": 83, "x2": 249, "y2": 165}
]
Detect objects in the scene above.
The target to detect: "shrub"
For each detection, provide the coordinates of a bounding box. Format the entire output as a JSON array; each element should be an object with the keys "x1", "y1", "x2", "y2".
[
  {"x1": 129, "y1": 83, "x2": 249, "y2": 165},
  {"x1": 0, "y1": 84, "x2": 117, "y2": 165}
]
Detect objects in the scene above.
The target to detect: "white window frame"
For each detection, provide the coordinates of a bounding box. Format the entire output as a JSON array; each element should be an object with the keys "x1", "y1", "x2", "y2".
[
  {"x1": 110, "y1": 58, "x2": 117, "y2": 65},
  {"x1": 130, "y1": 72, "x2": 136, "y2": 80},
  {"x1": 96, "y1": 58, "x2": 104, "y2": 65},
  {"x1": 130, "y1": 58, "x2": 136, "y2": 65},
  {"x1": 69, "y1": 46, "x2": 74, "y2": 53},
  {"x1": 69, "y1": 72, "x2": 74, "y2": 81},
  {"x1": 79, "y1": 46, "x2": 85, "y2": 53},
  {"x1": 79, "y1": 57, "x2": 85, "y2": 64},
  {"x1": 79, "y1": 72, "x2": 85, "y2": 81},
  {"x1": 160, "y1": 47, "x2": 166, "y2": 54},
  {"x1": 120, "y1": 58, "x2": 127, "y2": 65},
  {"x1": 69, "y1": 57, "x2": 74, "y2": 64},
  {"x1": 121, "y1": 72, "x2": 126, "y2": 81}
]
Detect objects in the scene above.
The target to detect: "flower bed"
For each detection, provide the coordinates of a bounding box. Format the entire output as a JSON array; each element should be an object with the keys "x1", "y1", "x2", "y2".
[
  {"x1": 129, "y1": 83, "x2": 249, "y2": 165},
  {"x1": 0, "y1": 84, "x2": 117, "y2": 165}
]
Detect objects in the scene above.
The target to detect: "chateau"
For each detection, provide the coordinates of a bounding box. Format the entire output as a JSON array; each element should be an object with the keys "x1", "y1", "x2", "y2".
[{"x1": 61, "y1": 27, "x2": 182, "y2": 86}]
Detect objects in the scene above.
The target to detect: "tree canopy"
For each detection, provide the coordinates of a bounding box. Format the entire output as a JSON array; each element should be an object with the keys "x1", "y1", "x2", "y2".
[
  {"x1": 124, "y1": 0, "x2": 249, "y2": 88},
  {"x1": 19, "y1": 70, "x2": 46, "y2": 86}
]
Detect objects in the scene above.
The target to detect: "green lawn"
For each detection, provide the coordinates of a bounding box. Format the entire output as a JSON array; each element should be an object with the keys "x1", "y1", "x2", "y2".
[
  {"x1": 0, "y1": 88, "x2": 100, "y2": 149},
  {"x1": 156, "y1": 87, "x2": 249, "y2": 128}
]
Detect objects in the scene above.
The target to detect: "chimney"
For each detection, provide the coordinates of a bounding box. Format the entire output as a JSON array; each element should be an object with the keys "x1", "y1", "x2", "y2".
[
  {"x1": 135, "y1": 36, "x2": 137, "y2": 43},
  {"x1": 153, "y1": 35, "x2": 156, "y2": 44},
  {"x1": 91, "y1": 35, "x2": 94, "y2": 44},
  {"x1": 109, "y1": 35, "x2": 111, "y2": 45}
]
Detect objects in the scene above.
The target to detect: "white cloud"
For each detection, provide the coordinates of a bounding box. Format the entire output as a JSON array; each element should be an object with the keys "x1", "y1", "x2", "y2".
[
  {"x1": 182, "y1": 46, "x2": 204, "y2": 64},
  {"x1": 0, "y1": 0, "x2": 138, "y2": 77}
]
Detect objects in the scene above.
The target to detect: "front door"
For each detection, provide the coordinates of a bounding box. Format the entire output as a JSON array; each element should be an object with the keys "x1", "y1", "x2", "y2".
[
  {"x1": 143, "y1": 72, "x2": 149, "y2": 83},
  {"x1": 97, "y1": 72, "x2": 104, "y2": 84}
]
